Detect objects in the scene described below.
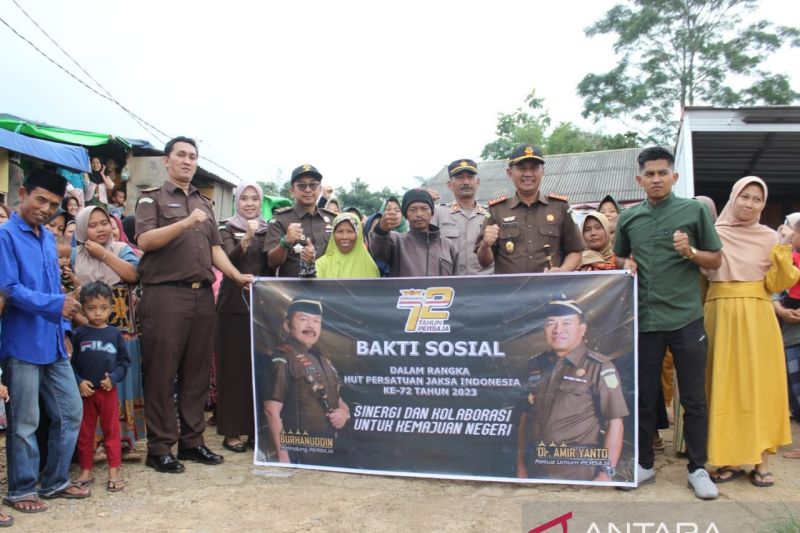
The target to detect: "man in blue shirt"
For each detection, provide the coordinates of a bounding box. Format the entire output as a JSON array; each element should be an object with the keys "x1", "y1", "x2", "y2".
[{"x1": 0, "y1": 169, "x2": 89, "y2": 512}]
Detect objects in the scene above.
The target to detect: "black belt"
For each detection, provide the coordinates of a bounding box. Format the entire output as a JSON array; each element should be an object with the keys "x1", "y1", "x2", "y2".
[{"x1": 146, "y1": 281, "x2": 212, "y2": 290}]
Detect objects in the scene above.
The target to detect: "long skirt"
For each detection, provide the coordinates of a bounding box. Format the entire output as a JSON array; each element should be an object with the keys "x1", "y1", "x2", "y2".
[{"x1": 215, "y1": 312, "x2": 254, "y2": 438}]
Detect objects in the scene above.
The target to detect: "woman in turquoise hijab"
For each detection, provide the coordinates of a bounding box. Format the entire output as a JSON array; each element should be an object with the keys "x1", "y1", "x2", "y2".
[{"x1": 317, "y1": 212, "x2": 380, "y2": 278}]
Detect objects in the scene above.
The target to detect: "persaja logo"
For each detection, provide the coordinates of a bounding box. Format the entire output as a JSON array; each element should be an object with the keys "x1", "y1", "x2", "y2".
[{"x1": 396, "y1": 287, "x2": 454, "y2": 333}]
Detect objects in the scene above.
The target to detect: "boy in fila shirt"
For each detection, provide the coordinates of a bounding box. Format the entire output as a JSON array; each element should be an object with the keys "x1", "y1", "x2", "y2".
[{"x1": 71, "y1": 282, "x2": 130, "y2": 492}]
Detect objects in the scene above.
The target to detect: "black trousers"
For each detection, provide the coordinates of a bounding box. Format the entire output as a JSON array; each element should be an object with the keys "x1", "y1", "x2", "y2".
[{"x1": 638, "y1": 318, "x2": 708, "y2": 472}]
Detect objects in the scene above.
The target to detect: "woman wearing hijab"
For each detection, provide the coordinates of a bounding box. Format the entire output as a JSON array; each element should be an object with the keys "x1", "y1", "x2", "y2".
[
  {"x1": 316, "y1": 212, "x2": 380, "y2": 279},
  {"x1": 216, "y1": 182, "x2": 271, "y2": 452},
  {"x1": 71, "y1": 206, "x2": 144, "y2": 471},
  {"x1": 703, "y1": 177, "x2": 800, "y2": 487},
  {"x1": 363, "y1": 197, "x2": 407, "y2": 277},
  {"x1": 673, "y1": 196, "x2": 721, "y2": 456},
  {"x1": 579, "y1": 212, "x2": 616, "y2": 271},
  {"x1": 598, "y1": 194, "x2": 622, "y2": 235}
]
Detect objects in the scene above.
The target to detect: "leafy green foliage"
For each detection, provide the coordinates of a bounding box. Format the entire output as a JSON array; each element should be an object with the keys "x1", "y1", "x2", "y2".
[
  {"x1": 335, "y1": 178, "x2": 399, "y2": 216},
  {"x1": 481, "y1": 89, "x2": 639, "y2": 160},
  {"x1": 578, "y1": 0, "x2": 800, "y2": 143}
]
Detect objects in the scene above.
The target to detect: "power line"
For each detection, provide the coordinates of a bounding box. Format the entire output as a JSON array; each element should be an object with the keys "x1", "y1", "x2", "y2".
[
  {"x1": 11, "y1": 0, "x2": 169, "y2": 143},
  {"x1": 0, "y1": 13, "x2": 165, "y2": 143},
  {"x1": 1, "y1": 5, "x2": 243, "y2": 180}
]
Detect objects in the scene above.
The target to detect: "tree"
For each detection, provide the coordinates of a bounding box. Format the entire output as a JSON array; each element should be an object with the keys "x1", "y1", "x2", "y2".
[
  {"x1": 546, "y1": 123, "x2": 639, "y2": 154},
  {"x1": 578, "y1": 0, "x2": 800, "y2": 144},
  {"x1": 481, "y1": 90, "x2": 639, "y2": 160},
  {"x1": 258, "y1": 180, "x2": 291, "y2": 198},
  {"x1": 335, "y1": 178, "x2": 399, "y2": 216},
  {"x1": 480, "y1": 90, "x2": 550, "y2": 160}
]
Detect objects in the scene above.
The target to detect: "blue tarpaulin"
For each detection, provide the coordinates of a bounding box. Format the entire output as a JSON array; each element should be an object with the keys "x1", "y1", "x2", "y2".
[{"x1": 0, "y1": 127, "x2": 90, "y2": 172}]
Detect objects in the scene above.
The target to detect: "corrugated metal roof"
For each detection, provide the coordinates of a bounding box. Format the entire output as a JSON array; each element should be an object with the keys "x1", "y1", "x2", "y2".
[{"x1": 425, "y1": 147, "x2": 644, "y2": 206}]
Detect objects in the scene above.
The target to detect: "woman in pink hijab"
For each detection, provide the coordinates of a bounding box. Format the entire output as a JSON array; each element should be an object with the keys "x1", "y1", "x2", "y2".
[{"x1": 704, "y1": 177, "x2": 800, "y2": 487}]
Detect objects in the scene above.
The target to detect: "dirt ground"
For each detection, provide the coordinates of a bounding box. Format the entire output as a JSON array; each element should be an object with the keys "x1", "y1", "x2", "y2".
[{"x1": 2, "y1": 418, "x2": 800, "y2": 533}]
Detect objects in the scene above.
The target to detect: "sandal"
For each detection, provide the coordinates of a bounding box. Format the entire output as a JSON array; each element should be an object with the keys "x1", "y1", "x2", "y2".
[
  {"x1": 0, "y1": 510, "x2": 12, "y2": 528},
  {"x1": 2, "y1": 496, "x2": 47, "y2": 513},
  {"x1": 710, "y1": 467, "x2": 745, "y2": 484},
  {"x1": 106, "y1": 479, "x2": 126, "y2": 493},
  {"x1": 782, "y1": 448, "x2": 800, "y2": 459},
  {"x1": 40, "y1": 484, "x2": 91, "y2": 500},
  {"x1": 749, "y1": 469, "x2": 774, "y2": 488},
  {"x1": 222, "y1": 439, "x2": 247, "y2": 453},
  {"x1": 72, "y1": 477, "x2": 95, "y2": 488}
]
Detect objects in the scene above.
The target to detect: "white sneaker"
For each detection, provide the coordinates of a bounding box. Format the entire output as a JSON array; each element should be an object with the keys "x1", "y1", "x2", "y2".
[
  {"x1": 688, "y1": 469, "x2": 719, "y2": 500},
  {"x1": 617, "y1": 465, "x2": 655, "y2": 490}
]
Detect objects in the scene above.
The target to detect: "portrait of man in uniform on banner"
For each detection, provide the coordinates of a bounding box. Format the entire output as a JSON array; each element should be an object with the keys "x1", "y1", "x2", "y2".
[
  {"x1": 257, "y1": 298, "x2": 351, "y2": 465},
  {"x1": 251, "y1": 273, "x2": 635, "y2": 486},
  {"x1": 517, "y1": 298, "x2": 629, "y2": 482}
]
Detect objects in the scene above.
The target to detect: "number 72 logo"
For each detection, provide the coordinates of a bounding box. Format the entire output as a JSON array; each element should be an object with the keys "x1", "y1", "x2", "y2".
[{"x1": 396, "y1": 287, "x2": 454, "y2": 333}]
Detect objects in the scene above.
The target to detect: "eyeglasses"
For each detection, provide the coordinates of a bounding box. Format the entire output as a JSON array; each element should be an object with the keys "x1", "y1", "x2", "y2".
[{"x1": 294, "y1": 181, "x2": 320, "y2": 191}]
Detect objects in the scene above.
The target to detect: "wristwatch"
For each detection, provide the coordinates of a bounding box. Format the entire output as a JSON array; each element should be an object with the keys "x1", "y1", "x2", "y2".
[
  {"x1": 603, "y1": 465, "x2": 616, "y2": 477},
  {"x1": 683, "y1": 246, "x2": 697, "y2": 260}
]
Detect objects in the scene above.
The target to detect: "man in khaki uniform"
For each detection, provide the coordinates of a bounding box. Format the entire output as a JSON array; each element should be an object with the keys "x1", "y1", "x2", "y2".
[
  {"x1": 432, "y1": 158, "x2": 493, "y2": 275},
  {"x1": 264, "y1": 164, "x2": 336, "y2": 277},
  {"x1": 516, "y1": 300, "x2": 628, "y2": 482},
  {"x1": 476, "y1": 144, "x2": 582, "y2": 273},
  {"x1": 136, "y1": 136, "x2": 254, "y2": 474}
]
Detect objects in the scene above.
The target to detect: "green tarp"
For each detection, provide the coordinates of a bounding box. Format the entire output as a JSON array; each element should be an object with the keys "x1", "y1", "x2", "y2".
[{"x1": 0, "y1": 114, "x2": 155, "y2": 150}]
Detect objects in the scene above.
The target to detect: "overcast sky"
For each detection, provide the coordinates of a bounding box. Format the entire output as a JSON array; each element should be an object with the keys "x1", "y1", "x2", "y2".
[{"x1": 1, "y1": 0, "x2": 797, "y2": 191}]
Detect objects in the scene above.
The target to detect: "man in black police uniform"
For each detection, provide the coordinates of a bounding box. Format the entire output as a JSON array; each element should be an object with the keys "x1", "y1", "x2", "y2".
[
  {"x1": 476, "y1": 144, "x2": 582, "y2": 273},
  {"x1": 262, "y1": 299, "x2": 350, "y2": 464},
  {"x1": 516, "y1": 299, "x2": 628, "y2": 482},
  {"x1": 264, "y1": 165, "x2": 336, "y2": 277}
]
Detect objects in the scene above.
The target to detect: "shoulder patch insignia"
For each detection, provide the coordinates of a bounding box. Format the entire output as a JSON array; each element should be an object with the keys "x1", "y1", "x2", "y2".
[
  {"x1": 137, "y1": 197, "x2": 154, "y2": 204},
  {"x1": 488, "y1": 195, "x2": 508, "y2": 206},
  {"x1": 274, "y1": 206, "x2": 293, "y2": 214},
  {"x1": 547, "y1": 193, "x2": 569, "y2": 202},
  {"x1": 271, "y1": 357, "x2": 287, "y2": 364},
  {"x1": 601, "y1": 369, "x2": 619, "y2": 389},
  {"x1": 586, "y1": 351, "x2": 611, "y2": 364}
]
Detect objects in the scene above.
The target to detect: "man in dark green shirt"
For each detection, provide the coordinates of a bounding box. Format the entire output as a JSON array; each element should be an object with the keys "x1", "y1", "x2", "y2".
[{"x1": 615, "y1": 147, "x2": 722, "y2": 500}]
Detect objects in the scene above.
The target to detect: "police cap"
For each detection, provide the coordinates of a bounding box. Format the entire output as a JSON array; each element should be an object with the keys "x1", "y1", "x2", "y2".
[
  {"x1": 287, "y1": 298, "x2": 323, "y2": 317},
  {"x1": 508, "y1": 144, "x2": 545, "y2": 166},
  {"x1": 544, "y1": 299, "x2": 583, "y2": 318},
  {"x1": 290, "y1": 164, "x2": 323, "y2": 183},
  {"x1": 448, "y1": 159, "x2": 478, "y2": 177}
]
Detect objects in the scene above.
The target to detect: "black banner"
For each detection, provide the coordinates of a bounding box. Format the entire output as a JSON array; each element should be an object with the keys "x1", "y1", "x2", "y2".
[{"x1": 251, "y1": 272, "x2": 637, "y2": 486}]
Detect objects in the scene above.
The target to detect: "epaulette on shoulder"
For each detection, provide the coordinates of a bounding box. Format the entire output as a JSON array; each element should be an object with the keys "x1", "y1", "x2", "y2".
[
  {"x1": 547, "y1": 193, "x2": 569, "y2": 202},
  {"x1": 586, "y1": 351, "x2": 611, "y2": 364},
  {"x1": 140, "y1": 186, "x2": 160, "y2": 193},
  {"x1": 488, "y1": 195, "x2": 508, "y2": 207},
  {"x1": 319, "y1": 207, "x2": 336, "y2": 218},
  {"x1": 274, "y1": 206, "x2": 293, "y2": 214}
]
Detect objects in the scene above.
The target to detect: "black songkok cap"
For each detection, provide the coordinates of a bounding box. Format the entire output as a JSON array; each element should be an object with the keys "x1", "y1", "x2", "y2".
[{"x1": 24, "y1": 169, "x2": 67, "y2": 197}]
